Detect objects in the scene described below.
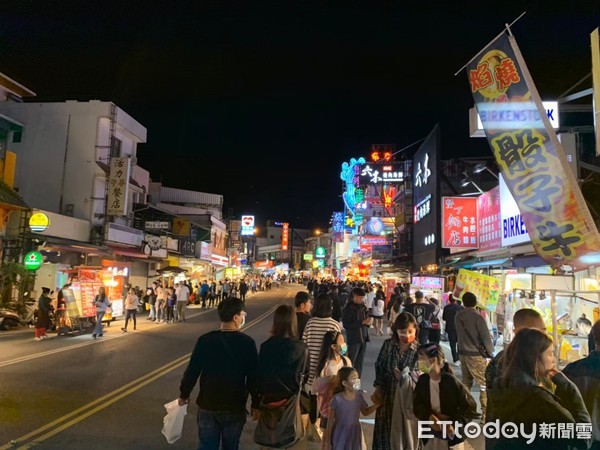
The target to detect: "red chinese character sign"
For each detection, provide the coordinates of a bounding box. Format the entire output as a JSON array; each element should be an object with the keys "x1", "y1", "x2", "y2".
[
  {"x1": 478, "y1": 186, "x2": 502, "y2": 251},
  {"x1": 442, "y1": 197, "x2": 479, "y2": 249},
  {"x1": 281, "y1": 222, "x2": 289, "y2": 251},
  {"x1": 466, "y1": 32, "x2": 600, "y2": 269}
]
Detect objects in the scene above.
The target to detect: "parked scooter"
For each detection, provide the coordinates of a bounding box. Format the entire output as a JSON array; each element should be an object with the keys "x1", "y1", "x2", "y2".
[{"x1": 0, "y1": 294, "x2": 37, "y2": 330}]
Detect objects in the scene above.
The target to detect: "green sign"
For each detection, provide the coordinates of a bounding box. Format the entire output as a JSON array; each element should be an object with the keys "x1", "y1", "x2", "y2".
[
  {"x1": 24, "y1": 251, "x2": 43, "y2": 271},
  {"x1": 315, "y1": 246, "x2": 326, "y2": 258}
]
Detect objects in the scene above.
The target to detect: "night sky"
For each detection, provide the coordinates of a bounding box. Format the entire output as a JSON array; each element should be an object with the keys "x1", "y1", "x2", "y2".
[{"x1": 1, "y1": 1, "x2": 598, "y2": 229}]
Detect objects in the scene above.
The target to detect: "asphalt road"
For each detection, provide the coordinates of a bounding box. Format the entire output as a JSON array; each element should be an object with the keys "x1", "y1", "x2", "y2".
[{"x1": 0, "y1": 284, "x2": 484, "y2": 450}]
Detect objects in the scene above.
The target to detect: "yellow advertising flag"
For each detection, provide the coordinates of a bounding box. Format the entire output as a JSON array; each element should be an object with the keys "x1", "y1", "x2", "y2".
[
  {"x1": 452, "y1": 269, "x2": 501, "y2": 311},
  {"x1": 466, "y1": 32, "x2": 600, "y2": 269}
]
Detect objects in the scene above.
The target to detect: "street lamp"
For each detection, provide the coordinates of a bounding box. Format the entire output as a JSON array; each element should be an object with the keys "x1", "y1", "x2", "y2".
[
  {"x1": 473, "y1": 162, "x2": 499, "y2": 179},
  {"x1": 315, "y1": 229, "x2": 321, "y2": 236},
  {"x1": 460, "y1": 171, "x2": 484, "y2": 194}
]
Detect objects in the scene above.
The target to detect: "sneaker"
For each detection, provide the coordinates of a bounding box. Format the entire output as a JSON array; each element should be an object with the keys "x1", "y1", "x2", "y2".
[
  {"x1": 121, "y1": 328, "x2": 127, "y2": 332},
  {"x1": 453, "y1": 360, "x2": 461, "y2": 367},
  {"x1": 98, "y1": 334, "x2": 103, "y2": 337},
  {"x1": 35, "y1": 337, "x2": 42, "y2": 341},
  {"x1": 42, "y1": 335, "x2": 49, "y2": 339},
  {"x1": 92, "y1": 334, "x2": 97, "y2": 339}
]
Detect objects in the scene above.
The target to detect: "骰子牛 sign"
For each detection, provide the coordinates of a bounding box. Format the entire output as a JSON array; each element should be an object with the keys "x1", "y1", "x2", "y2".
[{"x1": 466, "y1": 32, "x2": 600, "y2": 269}]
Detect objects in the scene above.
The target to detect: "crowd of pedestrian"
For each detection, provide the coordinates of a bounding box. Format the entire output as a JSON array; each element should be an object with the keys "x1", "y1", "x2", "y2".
[{"x1": 176, "y1": 278, "x2": 599, "y2": 450}]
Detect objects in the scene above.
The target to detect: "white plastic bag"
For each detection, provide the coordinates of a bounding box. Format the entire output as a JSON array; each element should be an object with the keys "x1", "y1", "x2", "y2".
[{"x1": 162, "y1": 399, "x2": 187, "y2": 444}]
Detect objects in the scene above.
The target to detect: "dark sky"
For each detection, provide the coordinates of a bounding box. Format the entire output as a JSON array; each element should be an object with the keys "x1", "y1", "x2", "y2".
[{"x1": 1, "y1": 0, "x2": 598, "y2": 229}]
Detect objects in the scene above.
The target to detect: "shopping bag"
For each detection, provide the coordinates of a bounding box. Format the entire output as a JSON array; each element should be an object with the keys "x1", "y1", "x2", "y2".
[{"x1": 162, "y1": 399, "x2": 187, "y2": 444}]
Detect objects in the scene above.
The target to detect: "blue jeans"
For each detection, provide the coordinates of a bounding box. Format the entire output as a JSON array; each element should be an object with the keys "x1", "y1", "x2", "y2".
[
  {"x1": 197, "y1": 408, "x2": 246, "y2": 450},
  {"x1": 149, "y1": 304, "x2": 156, "y2": 320},
  {"x1": 93, "y1": 311, "x2": 105, "y2": 335}
]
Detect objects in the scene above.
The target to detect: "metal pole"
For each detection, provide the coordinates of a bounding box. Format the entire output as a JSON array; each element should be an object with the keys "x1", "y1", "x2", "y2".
[{"x1": 550, "y1": 289, "x2": 559, "y2": 362}]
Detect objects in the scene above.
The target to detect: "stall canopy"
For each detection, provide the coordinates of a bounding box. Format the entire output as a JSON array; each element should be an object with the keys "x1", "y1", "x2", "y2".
[
  {"x1": 0, "y1": 180, "x2": 28, "y2": 210},
  {"x1": 470, "y1": 258, "x2": 510, "y2": 269},
  {"x1": 156, "y1": 265, "x2": 187, "y2": 275},
  {"x1": 511, "y1": 255, "x2": 547, "y2": 268}
]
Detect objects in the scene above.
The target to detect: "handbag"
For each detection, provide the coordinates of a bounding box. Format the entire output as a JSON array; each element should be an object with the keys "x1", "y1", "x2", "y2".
[
  {"x1": 457, "y1": 315, "x2": 493, "y2": 359},
  {"x1": 254, "y1": 393, "x2": 304, "y2": 448},
  {"x1": 254, "y1": 353, "x2": 307, "y2": 448}
]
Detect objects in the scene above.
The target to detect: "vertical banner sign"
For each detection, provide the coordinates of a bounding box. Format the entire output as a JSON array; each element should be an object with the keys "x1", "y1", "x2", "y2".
[
  {"x1": 332, "y1": 211, "x2": 345, "y2": 243},
  {"x1": 467, "y1": 32, "x2": 600, "y2": 269},
  {"x1": 281, "y1": 222, "x2": 289, "y2": 251},
  {"x1": 478, "y1": 186, "x2": 502, "y2": 251},
  {"x1": 107, "y1": 157, "x2": 131, "y2": 216},
  {"x1": 442, "y1": 197, "x2": 479, "y2": 249}
]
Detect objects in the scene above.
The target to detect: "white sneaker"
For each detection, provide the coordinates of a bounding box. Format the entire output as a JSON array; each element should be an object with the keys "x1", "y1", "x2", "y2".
[
  {"x1": 35, "y1": 337, "x2": 42, "y2": 341},
  {"x1": 453, "y1": 361, "x2": 461, "y2": 367},
  {"x1": 42, "y1": 335, "x2": 49, "y2": 339}
]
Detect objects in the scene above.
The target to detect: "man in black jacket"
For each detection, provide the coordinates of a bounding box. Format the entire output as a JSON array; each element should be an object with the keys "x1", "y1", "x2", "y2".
[
  {"x1": 342, "y1": 287, "x2": 372, "y2": 377},
  {"x1": 442, "y1": 295, "x2": 463, "y2": 364},
  {"x1": 179, "y1": 297, "x2": 258, "y2": 450}
]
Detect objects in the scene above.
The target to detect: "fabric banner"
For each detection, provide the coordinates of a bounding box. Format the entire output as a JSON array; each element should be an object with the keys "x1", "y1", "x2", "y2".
[
  {"x1": 452, "y1": 269, "x2": 500, "y2": 312},
  {"x1": 466, "y1": 32, "x2": 600, "y2": 269}
]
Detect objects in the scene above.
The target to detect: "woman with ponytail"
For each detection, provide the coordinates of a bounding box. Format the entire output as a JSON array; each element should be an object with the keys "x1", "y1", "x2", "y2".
[{"x1": 413, "y1": 343, "x2": 478, "y2": 450}]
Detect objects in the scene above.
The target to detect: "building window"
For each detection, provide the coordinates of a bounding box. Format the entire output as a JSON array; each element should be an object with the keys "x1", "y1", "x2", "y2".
[
  {"x1": 110, "y1": 138, "x2": 122, "y2": 157},
  {"x1": 270, "y1": 235, "x2": 275, "y2": 239},
  {"x1": 12, "y1": 131, "x2": 22, "y2": 143}
]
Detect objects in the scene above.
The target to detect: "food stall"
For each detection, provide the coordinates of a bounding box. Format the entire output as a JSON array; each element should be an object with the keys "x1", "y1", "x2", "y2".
[{"x1": 411, "y1": 276, "x2": 444, "y2": 303}]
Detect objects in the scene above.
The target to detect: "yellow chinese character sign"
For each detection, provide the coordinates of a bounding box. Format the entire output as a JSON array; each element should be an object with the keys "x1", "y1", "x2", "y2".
[
  {"x1": 453, "y1": 269, "x2": 500, "y2": 311},
  {"x1": 466, "y1": 33, "x2": 600, "y2": 269}
]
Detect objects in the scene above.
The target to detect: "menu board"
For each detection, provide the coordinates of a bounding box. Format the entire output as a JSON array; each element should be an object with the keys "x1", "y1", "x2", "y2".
[
  {"x1": 80, "y1": 283, "x2": 102, "y2": 318},
  {"x1": 412, "y1": 276, "x2": 444, "y2": 291},
  {"x1": 62, "y1": 288, "x2": 81, "y2": 318}
]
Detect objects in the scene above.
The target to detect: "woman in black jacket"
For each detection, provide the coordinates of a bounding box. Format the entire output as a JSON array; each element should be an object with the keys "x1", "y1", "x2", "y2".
[
  {"x1": 255, "y1": 305, "x2": 307, "y2": 406},
  {"x1": 492, "y1": 328, "x2": 591, "y2": 450},
  {"x1": 413, "y1": 343, "x2": 478, "y2": 450}
]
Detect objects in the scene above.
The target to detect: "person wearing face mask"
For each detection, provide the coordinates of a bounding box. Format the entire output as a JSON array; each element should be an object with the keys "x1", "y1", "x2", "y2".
[
  {"x1": 373, "y1": 312, "x2": 420, "y2": 450},
  {"x1": 493, "y1": 328, "x2": 591, "y2": 450},
  {"x1": 413, "y1": 343, "x2": 478, "y2": 450},
  {"x1": 324, "y1": 367, "x2": 382, "y2": 450},
  {"x1": 314, "y1": 331, "x2": 353, "y2": 445},
  {"x1": 178, "y1": 297, "x2": 259, "y2": 450}
]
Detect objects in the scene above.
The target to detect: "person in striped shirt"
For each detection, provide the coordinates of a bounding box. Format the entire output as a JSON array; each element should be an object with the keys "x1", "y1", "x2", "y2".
[{"x1": 303, "y1": 293, "x2": 341, "y2": 442}]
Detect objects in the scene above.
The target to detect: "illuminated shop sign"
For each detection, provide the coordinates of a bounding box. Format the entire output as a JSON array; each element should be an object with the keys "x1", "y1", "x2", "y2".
[
  {"x1": 360, "y1": 164, "x2": 404, "y2": 184},
  {"x1": 241, "y1": 215, "x2": 255, "y2": 236}
]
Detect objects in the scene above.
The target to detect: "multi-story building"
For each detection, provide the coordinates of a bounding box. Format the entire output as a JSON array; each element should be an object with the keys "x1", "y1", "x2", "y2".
[
  {"x1": 0, "y1": 98, "x2": 151, "y2": 291},
  {"x1": 255, "y1": 221, "x2": 312, "y2": 270}
]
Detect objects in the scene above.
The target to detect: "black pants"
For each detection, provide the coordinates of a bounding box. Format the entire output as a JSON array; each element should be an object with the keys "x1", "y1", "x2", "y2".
[
  {"x1": 240, "y1": 293, "x2": 246, "y2": 303},
  {"x1": 447, "y1": 329, "x2": 459, "y2": 362},
  {"x1": 347, "y1": 341, "x2": 367, "y2": 377},
  {"x1": 125, "y1": 309, "x2": 137, "y2": 329}
]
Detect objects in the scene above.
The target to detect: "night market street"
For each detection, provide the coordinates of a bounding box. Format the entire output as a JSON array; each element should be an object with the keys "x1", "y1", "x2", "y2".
[
  {"x1": 0, "y1": 287, "x2": 293, "y2": 450},
  {"x1": 0, "y1": 284, "x2": 485, "y2": 450}
]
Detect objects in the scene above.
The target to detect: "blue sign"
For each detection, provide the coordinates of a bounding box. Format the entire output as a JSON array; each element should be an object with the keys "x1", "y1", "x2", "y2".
[
  {"x1": 332, "y1": 211, "x2": 344, "y2": 233},
  {"x1": 340, "y1": 157, "x2": 366, "y2": 220}
]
